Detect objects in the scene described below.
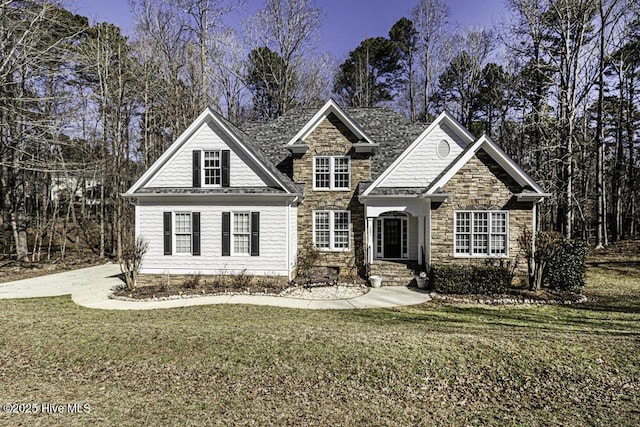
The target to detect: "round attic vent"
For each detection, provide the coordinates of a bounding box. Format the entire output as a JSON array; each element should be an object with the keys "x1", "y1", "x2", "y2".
[{"x1": 437, "y1": 139, "x2": 450, "y2": 159}]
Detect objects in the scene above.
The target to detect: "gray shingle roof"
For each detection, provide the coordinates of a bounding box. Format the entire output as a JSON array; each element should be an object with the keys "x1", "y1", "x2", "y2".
[
  {"x1": 214, "y1": 111, "x2": 299, "y2": 194},
  {"x1": 364, "y1": 187, "x2": 428, "y2": 196},
  {"x1": 135, "y1": 187, "x2": 288, "y2": 195},
  {"x1": 241, "y1": 107, "x2": 426, "y2": 181}
]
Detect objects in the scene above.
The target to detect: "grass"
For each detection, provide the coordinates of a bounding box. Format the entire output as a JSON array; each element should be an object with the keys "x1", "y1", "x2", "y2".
[{"x1": 0, "y1": 264, "x2": 638, "y2": 426}]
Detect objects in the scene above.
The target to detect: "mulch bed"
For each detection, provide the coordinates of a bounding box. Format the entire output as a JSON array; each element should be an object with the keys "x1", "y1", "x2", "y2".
[{"x1": 113, "y1": 275, "x2": 291, "y2": 300}]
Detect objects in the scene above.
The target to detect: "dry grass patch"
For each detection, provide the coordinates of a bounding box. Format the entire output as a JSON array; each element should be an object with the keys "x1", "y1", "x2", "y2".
[{"x1": 0, "y1": 263, "x2": 638, "y2": 426}]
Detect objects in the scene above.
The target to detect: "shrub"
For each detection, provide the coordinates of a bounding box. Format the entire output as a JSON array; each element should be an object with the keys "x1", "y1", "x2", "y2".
[
  {"x1": 472, "y1": 266, "x2": 512, "y2": 294},
  {"x1": 430, "y1": 264, "x2": 512, "y2": 294},
  {"x1": 183, "y1": 273, "x2": 202, "y2": 289},
  {"x1": 545, "y1": 239, "x2": 588, "y2": 292},
  {"x1": 430, "y1": 265, "x2": 472, "y2": 294}
]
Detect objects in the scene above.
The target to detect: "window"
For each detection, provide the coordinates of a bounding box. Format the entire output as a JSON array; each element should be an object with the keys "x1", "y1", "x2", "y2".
[
  {"x1": 203, "y1": 150, "x2": 221, "y2": 186},
  {"x1": 455, "y1": 211, "x2": 508, "y2": 256},
  {"x1": 313, "y1": 210, "x2": 350, "y2": 251},
  {"x1": 174, "y1": 212, "x2": 192, "y2": 254},
  {"x1": 313, "y1": 156, "x2": 350, "y2": 190},
  {"x1": 232, "y1": 212, "x2": 250, "y2": 255}
]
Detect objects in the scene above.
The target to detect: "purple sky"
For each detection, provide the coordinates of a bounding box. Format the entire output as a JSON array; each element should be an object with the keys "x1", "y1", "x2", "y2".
[{"x1": 63, "y1": 0, "x2": 507, "y2": 59}]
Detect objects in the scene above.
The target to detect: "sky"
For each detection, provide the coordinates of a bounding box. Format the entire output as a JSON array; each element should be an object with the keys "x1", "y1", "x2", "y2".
[{"x1": 62, "y1": 0, "x2": 508, "y2": 59}]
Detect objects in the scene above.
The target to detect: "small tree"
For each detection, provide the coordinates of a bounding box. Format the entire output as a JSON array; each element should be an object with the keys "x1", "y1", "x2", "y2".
[
  {"x1": 119, "y1": 237, "x2": 149, "y2": 291},
  {"x1": 519, "y1": 228, "x2": 563, "y2": 291}
]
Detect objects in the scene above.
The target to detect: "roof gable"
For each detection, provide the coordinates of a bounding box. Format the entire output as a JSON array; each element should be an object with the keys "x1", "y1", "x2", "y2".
[
  {"x1": 362, "y1": 111, "x2": 475, "y2": 197},
  {"x1": 424, "y1": 134, "x2": 546, "y2": 196},
  {"x1": 125, "y1": 108, "x2": 297, "y2": 196},
  {"x1": 285, "y1": 99, "x2": 376, "y2": 149}
]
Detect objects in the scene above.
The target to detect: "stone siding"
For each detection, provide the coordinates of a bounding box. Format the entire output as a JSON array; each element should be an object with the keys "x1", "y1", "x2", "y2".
[
  {"x1": 430, "y1": 150, "x2": 534, "y2": 277},
  {"x1": 293, "y1": 113, "x2": 371, "y2": 277}
]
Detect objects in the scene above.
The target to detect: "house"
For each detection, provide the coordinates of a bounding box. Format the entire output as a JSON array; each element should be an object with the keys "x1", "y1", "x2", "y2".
[{"x1": 124, "y1": 100, "x2": 547, "y2": 284}]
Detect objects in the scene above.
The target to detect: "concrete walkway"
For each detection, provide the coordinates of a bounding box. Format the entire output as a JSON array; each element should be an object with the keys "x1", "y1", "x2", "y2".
[{"x1": 0, "y1": 263, "x2": 431, "y2": 310}]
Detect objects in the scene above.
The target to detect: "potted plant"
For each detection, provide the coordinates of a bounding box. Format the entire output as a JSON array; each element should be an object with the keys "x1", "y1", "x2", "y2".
[
  {"x1": 416, "y1": 271, "x2": 427, "y2": 289},
  {"x1": 369, "y1": 275, "x2": 382, "y2": 288}
]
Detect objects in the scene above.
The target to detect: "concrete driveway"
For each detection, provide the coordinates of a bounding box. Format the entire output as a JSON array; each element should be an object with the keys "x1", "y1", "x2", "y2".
[{"x1": 0, "y1": 263, "x2": 431, "y2": 310}]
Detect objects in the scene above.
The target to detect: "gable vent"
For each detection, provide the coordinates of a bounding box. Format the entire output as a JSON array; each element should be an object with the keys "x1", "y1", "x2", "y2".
[{"x1": 437, "y1": 139, "x2": 450, "y2": 159}]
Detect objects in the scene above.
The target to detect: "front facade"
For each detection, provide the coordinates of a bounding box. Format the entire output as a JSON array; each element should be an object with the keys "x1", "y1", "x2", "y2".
[{"x1": 125, "y1": 100, "x2": 547, "y2": 282}]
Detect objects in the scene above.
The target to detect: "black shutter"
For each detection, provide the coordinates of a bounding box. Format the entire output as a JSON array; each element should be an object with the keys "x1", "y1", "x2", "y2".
[
  {"x1": 192, "y1": 212, "x2": 201, "y2": 256},
  {"x1": 222, "y1": 212, "x2": 230, "y2": 256},
  {"x1": 221, "y1": 149, "x2": 230, "y2": 187},
  {"x1": 163, "y1": 212, "x2": 172, "y2": 255},
  {"x1": 192, "y1": 150, "x2": 201, "y2": 188},
  {"x1": 251, "y1": 212, "x2": 260, "y2": 256}
]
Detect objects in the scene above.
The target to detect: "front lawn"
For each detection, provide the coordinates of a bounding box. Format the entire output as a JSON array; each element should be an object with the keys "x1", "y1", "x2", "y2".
[{"x1": 0, "y1": 263, "x2": 638, "y2": 426}]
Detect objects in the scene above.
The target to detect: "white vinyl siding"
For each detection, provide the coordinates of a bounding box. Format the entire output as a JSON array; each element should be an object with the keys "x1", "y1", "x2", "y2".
[
  {"x1": 313, "y1": 210, "x2": 350, "y2": 251},
  {"x1": 313, "y1": 156, "x2": 350, "y2": 190},
  {"x1": 454, "y1": 211, "x2": 508, "y2": 257},
  {"x1": 379, "y1": 123, "x2": 466, "y2": 188},
  {"x1": 147, "y1": 121, "x2": 266, "y2": 188},
  {"x1": 136, "y1": 201, "x2": 290, "y2": 275}
]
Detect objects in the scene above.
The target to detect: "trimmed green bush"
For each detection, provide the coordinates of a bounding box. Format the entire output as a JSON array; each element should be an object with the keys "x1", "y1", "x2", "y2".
[
  {"x1": 430, "y1": 264, "x2": 512, "y2": 294},
  {"x1": 545, "y1": 240, "x2": 588, "y2": 292}
]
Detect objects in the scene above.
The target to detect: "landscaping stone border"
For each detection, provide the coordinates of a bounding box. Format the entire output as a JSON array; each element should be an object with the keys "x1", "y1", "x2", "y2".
[{"x1": 430, "y1": 293, "x2": 587, "y2": 305}]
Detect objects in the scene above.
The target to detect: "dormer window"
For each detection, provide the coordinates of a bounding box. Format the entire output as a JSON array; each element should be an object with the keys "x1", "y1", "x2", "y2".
[
  {"x1": 313, "y1": 156, "x2": 350, "y2": 190},
  {"x1": 204, "y1": 150, "x2": 221, "y2": 186},
  {"x1": 192, "y1": 149, "x2": 230, "y2": 188}
]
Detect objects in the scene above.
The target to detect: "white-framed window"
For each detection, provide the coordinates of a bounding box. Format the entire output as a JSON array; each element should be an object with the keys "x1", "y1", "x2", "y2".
[
  {"x1": 174, "y1": 212, "x2": 192, "y2": 254},
  {"x1": 454, "y1": 211, "x2": 508, "y2": 257},
  {"x1": 313, "y1": 156, "x2": 350, "y2": 190},
  {"x1": 203, "y1": 150, "x2": 221, "y2": 186},
  {"x1": 232, "y1": 212, "x2": 250, "y2": 255},
  {"x1": 313, "y1": 210, "x2": 350, "y2": 251}
]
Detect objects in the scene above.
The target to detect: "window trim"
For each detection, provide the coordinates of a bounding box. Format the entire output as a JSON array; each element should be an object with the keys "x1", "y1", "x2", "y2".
[
  {"x1": 312, "y1": 210, "x2": 351, "y2": 252},
  {"x1": 231, "y1": 211, "x2": 251, "y2": 256},
  {"x1": 173, "y1": 211, "x2": 193, "y2": 255},
  {"x1": 312, "y1": 156, "x2": 351, "y2": 191},
  {"x1": 202, "y1": 149, "x2": 222, "y2": 187},
  {"x1": 453, "y1": 210, "x2": 509, "y2": 258}
]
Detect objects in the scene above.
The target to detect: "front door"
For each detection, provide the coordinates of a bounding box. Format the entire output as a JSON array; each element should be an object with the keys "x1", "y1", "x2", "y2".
[{"x1": 383, "y1": 218, "x2": 402, "y2": 258}]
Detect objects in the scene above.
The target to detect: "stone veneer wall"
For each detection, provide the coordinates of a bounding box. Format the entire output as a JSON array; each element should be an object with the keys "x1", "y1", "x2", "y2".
[
  {"x1": 293, "y1": 113, "x2": 372, "y2": 277},
  {"x1": 430, "y1": 150, "x2": 534, "y2": 277}
]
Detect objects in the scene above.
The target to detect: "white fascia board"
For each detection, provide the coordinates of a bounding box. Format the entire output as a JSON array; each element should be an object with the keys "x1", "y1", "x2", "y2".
[
  {"x1": 126, "y1": 108, "x2": 213, "y2": 194},
  {"x1": 424, "y1": 135, "x2": 546, "y2": 196},
  {"x1": 480, "y1": 136, "x2": 546, "y2": 194},
  {"x1": 285, "y1": 99, "x2": 373, "y2": 146},
  {"x1": 207, "y1": 109, "x2": 295, "y2": 194},
  {"x1": 361, "y1": 111, "x2": 475, "y2": 197}
]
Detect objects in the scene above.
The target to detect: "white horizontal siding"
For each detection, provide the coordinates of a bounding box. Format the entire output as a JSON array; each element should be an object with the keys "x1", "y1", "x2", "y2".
[
  {"x1": 380, "y1": 123, "x2": 467, "y2": 188},
  {"x1": 136, "y1": 200, "x2": 290, "y2": 276},
  {"x1": 147, "y1": 121, "x2": 266, "y2": 188}
]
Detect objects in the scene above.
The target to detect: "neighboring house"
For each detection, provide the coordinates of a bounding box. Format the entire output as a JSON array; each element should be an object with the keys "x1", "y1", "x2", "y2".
[
  {"x1": 50, "y1": 170, "x2": 101, "y2": 205},
  {"x1": 124, "y1": 100, "x2": 547, "y2": 283}
]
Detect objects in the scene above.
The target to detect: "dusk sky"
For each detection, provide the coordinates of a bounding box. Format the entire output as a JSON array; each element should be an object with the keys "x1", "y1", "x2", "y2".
[{"x1": 63, "y1": 0, "x2": 508, "y2": 59}]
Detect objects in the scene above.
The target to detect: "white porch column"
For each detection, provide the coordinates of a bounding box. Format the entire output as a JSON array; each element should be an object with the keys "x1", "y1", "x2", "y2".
[
  {"x1": 418, "y1": 215, "x2": 425, "y2": 265},
  {"x1": 366, "y1": 217, "x2": 374, "y2": 264}
]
